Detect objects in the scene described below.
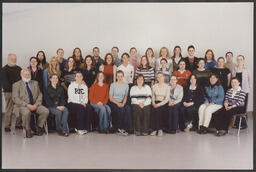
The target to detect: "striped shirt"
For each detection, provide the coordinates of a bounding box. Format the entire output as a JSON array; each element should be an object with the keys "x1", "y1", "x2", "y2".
[
  {"x1": 135, "y1": 67, "x2": 155, "y2": 84},
  {"x1": 224, "y1": 87, "x2": 246, "y2": 107}
]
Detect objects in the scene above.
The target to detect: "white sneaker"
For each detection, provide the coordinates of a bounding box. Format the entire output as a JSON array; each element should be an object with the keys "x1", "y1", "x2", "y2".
[
  {"x1": 184, "y1": 123, "x2": 193, "y2": 132},
  {"x1": 76, "y1": 129, "x2": 88, "y2": 135},
  {"x1": 117, "y1": 128, "x2": 128, "y2": 136},
  {"x1": 157, "y1": 130, "x2": 163, "y2": 136},
  {"x1": 150, "y1": 130, "x2": 157, "y2": 136}
]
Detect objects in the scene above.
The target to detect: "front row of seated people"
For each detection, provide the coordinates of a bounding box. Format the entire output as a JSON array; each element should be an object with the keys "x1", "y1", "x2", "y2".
[{"x1": 11, "y1": 68, "x2": 247, "y2": 138}]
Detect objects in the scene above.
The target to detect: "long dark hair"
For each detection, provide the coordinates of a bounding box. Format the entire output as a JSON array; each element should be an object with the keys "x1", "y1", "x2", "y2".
[
  {"x1": 172, "y1": 45, "x2": 182, "y2": 58},
  {"x1": 103, "y1": 53, "x2": 114, "y2": 65},
  {"x1": 82, "y1": 55, "x2": 96, "y2": 70},
  {"x1": 36, "y1": 50, "x2": 46, "y2": 65},
  {"x1": 65, "y1": 56, "x2": 76, "y2": 71},
  {"x1": 72, "y1": 48, "x2": 83, "y2": 62},
  {"x1": 187, "y1": 74, "x2": 198, "y2": 86},
  {"x1": 138, "y1": 56, "x2": 151, "y2": 70}
]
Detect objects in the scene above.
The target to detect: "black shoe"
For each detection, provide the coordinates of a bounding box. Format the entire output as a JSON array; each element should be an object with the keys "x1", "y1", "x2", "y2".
[
  {"x1": 15, "y1": 126, "x2": 23, "y2": 129},
  {"x1": 207, "y1": 127, "x2": 216, "y2": 133},
  {"x1": 109, "y1": 127, "x2": 116, "y2": 133},
  {"x1": 168, "y1": 130, "x2": 176, "y2": 134},
  {"x1": 4, "y1": 128, "x2": 11, "y2": 132},
  {"x1": 190, "y1": 127, "x2": 197, "y2": 131},
  {"x1": 201, "y1": 127, "x2": 208, "y2": 134}
]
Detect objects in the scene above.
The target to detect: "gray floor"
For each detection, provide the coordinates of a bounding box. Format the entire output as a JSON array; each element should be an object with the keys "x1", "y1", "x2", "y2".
[{"x1": 2, "y1": 113, "x2": 253, "y2": 169}]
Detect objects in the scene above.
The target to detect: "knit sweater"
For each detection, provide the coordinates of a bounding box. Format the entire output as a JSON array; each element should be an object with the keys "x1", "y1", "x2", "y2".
[
  {"x1": 89, "y1": 83, "x2": 109, "y2": 105},
  {"x1": 2, "y1": 64, "x2": 22, "y2": 92},
  {"x1": 130, "y1": 85, "x2": 152, "y2": 106},
  {"x1": 135, "y1": 67, "x2": 155, "y2": 84},
  {"x1": 152, "y1": 83, "x2": 170, "y2": 106},
  {"x1": 67, "y1": 81, "x2": 88, "y2": 104},
  {"x1": 224, "y1": 87, "x2": 246, "y2": 107}
]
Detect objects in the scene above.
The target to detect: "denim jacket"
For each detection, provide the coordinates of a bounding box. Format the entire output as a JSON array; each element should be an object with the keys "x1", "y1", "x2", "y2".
[{"x1": 204, "y1": 85, "x2": 224, "y2": 105}]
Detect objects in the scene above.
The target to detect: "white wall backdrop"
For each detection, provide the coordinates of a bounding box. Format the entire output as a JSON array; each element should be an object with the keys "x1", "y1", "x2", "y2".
[{"x1": 2, "y1": 3, "x2": 254, "y2": 111}]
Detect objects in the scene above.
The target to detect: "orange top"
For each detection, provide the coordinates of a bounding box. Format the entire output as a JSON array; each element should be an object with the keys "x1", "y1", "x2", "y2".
[
  {"x1": 173, "y1": 70, "x2": 191, "y2": 87},
  {"x1": 89, "y1": 82, "x2": 109, "y2": 105},
  {"x1": 103, "y1": 65, "x2": 114, "y2": 85}
]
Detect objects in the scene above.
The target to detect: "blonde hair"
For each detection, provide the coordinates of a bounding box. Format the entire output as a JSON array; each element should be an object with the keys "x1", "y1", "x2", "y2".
[
  {"x1": 158, "y1": 47, "x2": 171, "y2": 59},
  {"x1": 48, "y1": 56, "x2": 61, "y2": 77}
]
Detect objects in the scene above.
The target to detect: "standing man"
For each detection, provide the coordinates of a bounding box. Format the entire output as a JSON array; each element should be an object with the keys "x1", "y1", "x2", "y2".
[
  {"x1": 184, "y1": 45, "x2": 199, "y2": 72},
  {"x1": 2, "y1": 54, "x2": 22, "y2": 132},
  {"x1": 224, "y1": 52, "x2": 235, "y2": 73},
  {"x1": 92, "y1": 47, "x2": 104, "y2": 71},
  {"x1": 111, "y1": 46, "x2": 121, "y2": 67},
  {"x1": 12, "y1": 69, "x2": 49, "y2": 138},
  {"x1": 56, "y1": 48, "x2": 66, "y2": 72}
]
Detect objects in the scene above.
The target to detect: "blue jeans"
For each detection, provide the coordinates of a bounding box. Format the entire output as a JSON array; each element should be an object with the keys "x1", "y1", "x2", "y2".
[
  {"x1": 48, "y1": 107, "x2": 69, "y2": 133},
  {"x1": 180, "y1": 105, "x2": 197, "y2": 127},
  {"x1": 90, "y1": 103, "x2": 111, "y2": 132}
]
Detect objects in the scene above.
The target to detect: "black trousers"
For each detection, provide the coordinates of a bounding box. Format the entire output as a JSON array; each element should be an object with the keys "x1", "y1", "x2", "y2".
[
  {"x1": 67, "y1": 103, "x2": 92, "y2": 130},
  {"x1": 151, "y1": 102, "x2": 168, "y2": 130},
  {"x1": 214, "y1": 106, "x2": 245, "y2": 131}
]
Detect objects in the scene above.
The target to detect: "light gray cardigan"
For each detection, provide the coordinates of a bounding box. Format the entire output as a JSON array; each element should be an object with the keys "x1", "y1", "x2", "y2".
[{"x1": 169, "y1": 84, "x2": 183, "y2": 105}]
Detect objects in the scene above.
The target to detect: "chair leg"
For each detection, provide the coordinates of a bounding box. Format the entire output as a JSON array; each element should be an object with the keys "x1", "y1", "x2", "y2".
[
  {"x1": 44, "y1": 122, "x2": 48, "y2": 135},
  {"x1": 237, "y1": 116, "x2": 242, "y2": 137},
  {"x1": 244, "y1": 115, "x2": 249, "y2": 134}
]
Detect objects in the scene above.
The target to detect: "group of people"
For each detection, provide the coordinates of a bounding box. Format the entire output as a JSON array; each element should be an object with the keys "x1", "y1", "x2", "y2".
[{"x1": 2, "y1": 45, "x2": 251, "y2": 138}]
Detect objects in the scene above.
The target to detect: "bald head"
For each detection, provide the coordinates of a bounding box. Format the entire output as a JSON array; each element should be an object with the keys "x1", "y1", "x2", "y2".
[{"x1": 8, "y1": 54, "x2": 17, "y2": 66}]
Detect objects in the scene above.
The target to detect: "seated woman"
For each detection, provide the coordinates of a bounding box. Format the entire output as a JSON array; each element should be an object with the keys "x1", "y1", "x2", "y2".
[
  {"x1": 180, "y1": 74, "x2": 204, "y2": 132},
  {"x1": 155, "y1": 58, "x2": 172, "y2": 84},
  {"x1": 135, "y1": 56, "x2": 155, "y2": 87},
  {"x1": 167, "y1": 75, "x2": 183, "y2": 134},
  {"x1": 130, "y1": 74, "x2": 152, "y2": 136},
  {"x1": 81, "y1": 55, "x2": 98, "y2": 88},
  {"x1": 67, "y1": 72, "x2": 92, "y2": 135},
  {"x1": 198, "y1": 73, "x2": 224, "y2": 134},
  {"x1": 109, "y1": 70, "x2": 132, "y2": 136},
  {"x1": 60, "y1": 57, "x2": 78, "y2": 93},
  {"x1": 214, "y1": 77, "x2": 246, "y2": 136},
  {"x1": 172, "y1": 59, "x2": 191, "y2": 87},
  {"x1": 28, "y1": 56, "x2": 43, "y2": 91},
  {"x1": 44, "y1": 74, "x2": 69, "y2": 136},
  {"x1": 192, "y1": 58, "x2": 211, "y2": 88},
  {"x1": 99, "y1": 53, "x2": 117, "y2": 85},
  {"x1": 212, "y1": 57, "x2": 231, "y2": 92},
  {"x1": 43, "y1": 56, "x2": 61, "y2": 89},
  {"x1": 89, "y1": 72, "x2": 111, "y2": 133},
  {"x1": 150, "y1": 72, "x2": 170, "y2": 136}
]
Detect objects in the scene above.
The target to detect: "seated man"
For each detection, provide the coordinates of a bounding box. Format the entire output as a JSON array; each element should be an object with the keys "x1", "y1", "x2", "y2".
[{"x1": 12, "y1": 69, "x2": 49, "y2": 138}]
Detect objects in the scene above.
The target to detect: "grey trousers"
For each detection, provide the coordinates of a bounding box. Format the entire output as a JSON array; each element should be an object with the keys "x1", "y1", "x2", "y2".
[
  {"x1": 16, "y1": 105, "x2": 49, "y2": 130},
  {"x1": 4, "y1": 92, "x2": 22, "y2": 128}
]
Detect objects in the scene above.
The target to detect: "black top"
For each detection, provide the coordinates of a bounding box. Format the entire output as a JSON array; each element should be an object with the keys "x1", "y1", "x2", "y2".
[
  {"x1": 60, "y1": 68, "x2": 78, "y2": 88},
  {"x1": 28, "y1": 66, "x2": 43, "y2": 91},
  {"x1": 81, "y1": 68, "x2": 98, "y2": 88},
  {"x1": 2, "y1": 64, "x2": 22, "y2": 92},
  {"x1": 184, "y1": 56, "x2": 199, "y2": 72},
  {"x1": 182, "y1": 85, "x2": 204, "y2": 110},
  {"x1": 236, "y1": 72, "x2": 242, "y2": 88},
  {"x1": 93, "y1": 57, "x2": 104, "y2": 71},
  {"x1": 44, "y1": 84, "x2": 66, "y2": 108},
  {"x1": 212, "y1": 68, "x2": 230, "y2": 92}
]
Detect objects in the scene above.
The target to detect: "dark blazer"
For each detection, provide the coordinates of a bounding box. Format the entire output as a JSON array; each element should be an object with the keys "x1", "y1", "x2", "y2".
[
  {"x1": 44, "y1": 84, "x2": 66, "y2": 108},
  {"x1": 184, "y1": 56, "x2": 199, "y2": 72},
  {"x1": 182, "y1": 85, "x2": 204, "y2": 110}
]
